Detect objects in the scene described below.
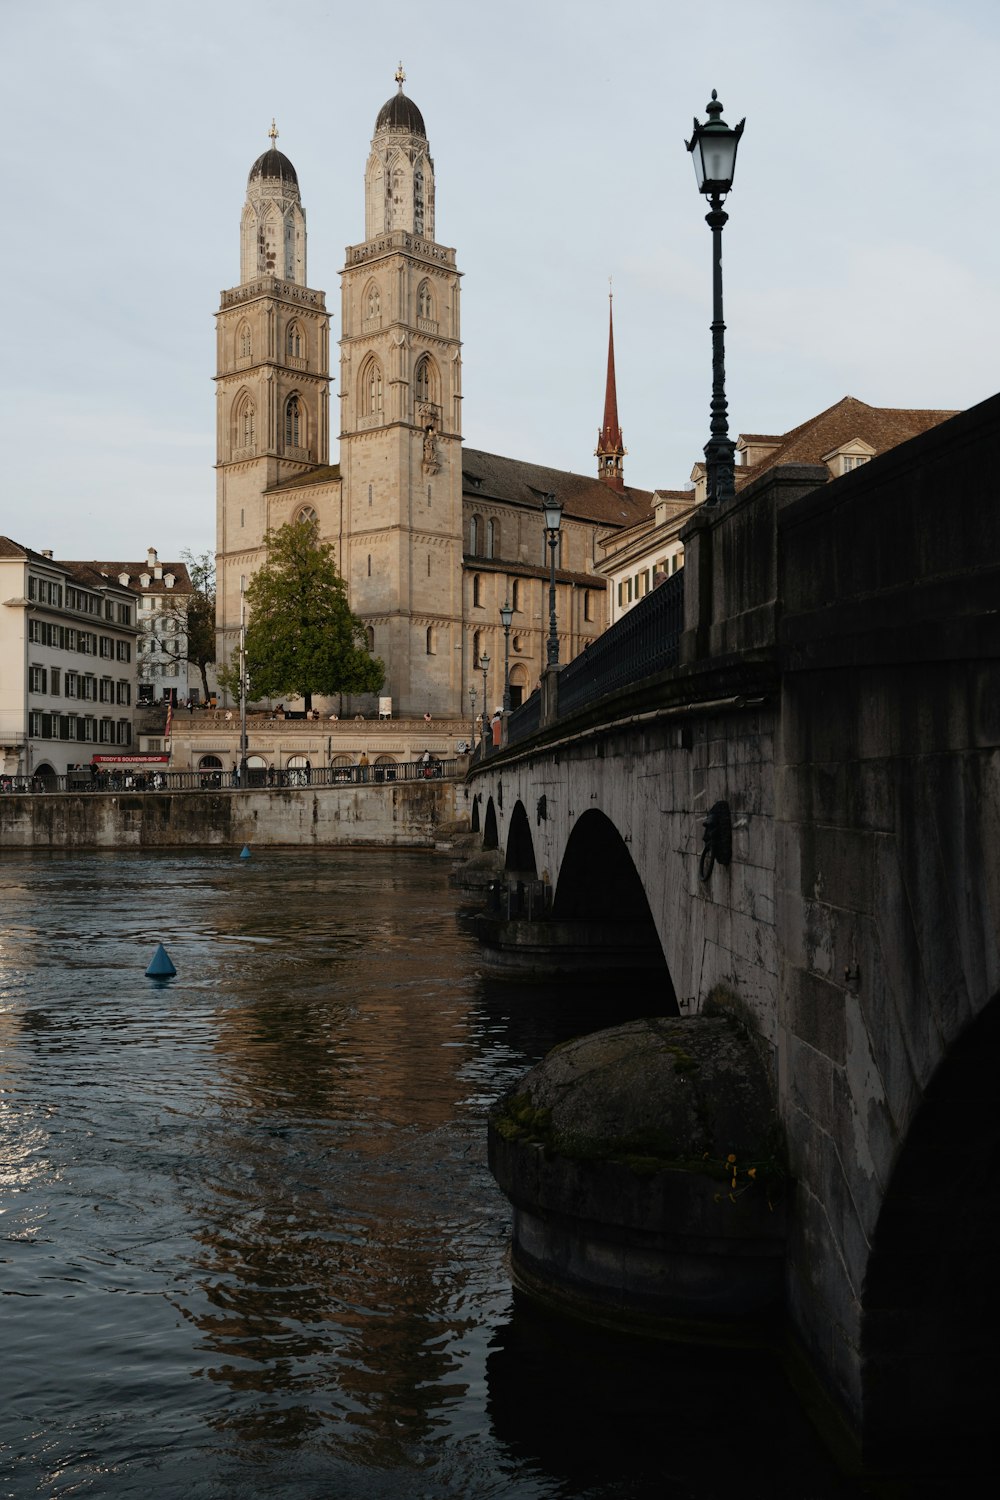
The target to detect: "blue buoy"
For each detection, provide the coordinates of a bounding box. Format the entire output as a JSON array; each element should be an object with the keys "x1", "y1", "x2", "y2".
[
  {"x1": 145, "y1": 943, "x2": 176, "y2": 978},
  {"x1": 240, "y1": 845, "x2": 251, "y2": 860}
]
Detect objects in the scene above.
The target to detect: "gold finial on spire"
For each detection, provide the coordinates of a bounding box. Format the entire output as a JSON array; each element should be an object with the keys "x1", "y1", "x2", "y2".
[
  {"x1": 395, "y1": 62, "x2": 406, "y2": 89},
  {"x1": 268, "y1": 118, "x2": 278, "y2": 147}
]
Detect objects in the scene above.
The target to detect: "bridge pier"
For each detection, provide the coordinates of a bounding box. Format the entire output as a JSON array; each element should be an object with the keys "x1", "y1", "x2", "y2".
[{"x1": 489, "y1": 1015, "x2": 787, "y2": 1337}]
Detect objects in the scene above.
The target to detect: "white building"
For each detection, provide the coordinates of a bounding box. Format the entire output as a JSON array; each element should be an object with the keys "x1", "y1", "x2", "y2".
[
  {"x1": 0, "y1": 538, "x2": 138, "y2": 784},
  {"x1": 91, "y1": 549, "x2": 198, "y2": 704}
]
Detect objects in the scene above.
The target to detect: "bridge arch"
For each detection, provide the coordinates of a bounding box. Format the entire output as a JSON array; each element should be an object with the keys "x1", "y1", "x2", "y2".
[
  {"x1": 860, "y1": 993, "x2": 1000, "y2": 1469},
  {"x1": 553, "y1": 809, "x2": 678, "y2": 1010},
  {"x1": 504, "y1": 800, "x2": 537, "y2": 880},
  {"x1": 482, "y1": 797, "x2": 499, "y2": 851},
  {"x1": 471, "y1": 794, "x2": 481, "y2": 833}
]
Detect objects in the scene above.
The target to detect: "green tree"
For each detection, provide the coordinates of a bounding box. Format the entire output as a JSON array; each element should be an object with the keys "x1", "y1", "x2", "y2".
[{"x1": 220, "y1": 520, "x2": 383, "y2": 711}]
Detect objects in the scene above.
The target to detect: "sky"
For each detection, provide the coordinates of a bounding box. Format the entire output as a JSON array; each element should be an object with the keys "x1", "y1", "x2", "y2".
[{"x1": 3, "y1": 0, "x2": 999, "y2": 561}]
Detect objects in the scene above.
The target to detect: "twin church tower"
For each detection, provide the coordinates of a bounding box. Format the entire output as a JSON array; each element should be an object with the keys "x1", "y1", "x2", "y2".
[{"x1": 216, "y1": 71, "x2": 641, "y2": 716}]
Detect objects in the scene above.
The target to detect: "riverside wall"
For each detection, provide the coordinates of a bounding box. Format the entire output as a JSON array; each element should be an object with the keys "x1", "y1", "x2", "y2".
[{"x1": 0, "y1": 780, "x2": 467, "y2": 850}]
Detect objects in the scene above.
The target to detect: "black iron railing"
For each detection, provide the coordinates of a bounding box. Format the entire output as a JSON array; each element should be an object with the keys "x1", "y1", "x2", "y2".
[
  {"x1": 502, "y1": 568, "x2": 685, "y2": 745},
  {"x1": 0, "y1": 760, "x2": 461, "y2": 796},
  {"x1": 504, "y1": 691, "x2": 542, "y2": 748},
  {"x1": 558, "y1": 567, "x2": 684, "y2": 717}
]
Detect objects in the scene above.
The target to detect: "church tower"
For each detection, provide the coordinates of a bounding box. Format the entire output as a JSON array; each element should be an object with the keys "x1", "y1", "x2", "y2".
[
  {"x1": 337, "y1": 69, "x2": 464, "y2": 717},
  {"x1": 596, "y1": 290, "x2": 626, "y2": 490},
  {"x1": 215, "y1": 125, "x2": 331, "y2": 677}
]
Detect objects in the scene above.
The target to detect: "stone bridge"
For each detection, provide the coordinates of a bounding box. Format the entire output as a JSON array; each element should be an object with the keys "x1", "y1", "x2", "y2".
[{"x1": 468, "y1": 393, "x2": 1000, "y2": 1466}]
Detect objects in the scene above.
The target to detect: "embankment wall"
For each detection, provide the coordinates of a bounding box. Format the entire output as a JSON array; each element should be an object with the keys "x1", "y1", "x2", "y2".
[{"x1": 0, "y1": 781, "x2": 466, "y2": 849}]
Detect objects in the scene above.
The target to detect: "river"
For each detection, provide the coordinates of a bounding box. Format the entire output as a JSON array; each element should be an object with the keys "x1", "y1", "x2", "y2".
[{"x1": 0, "y1": 849, "x2": 863, "y2": 1498}]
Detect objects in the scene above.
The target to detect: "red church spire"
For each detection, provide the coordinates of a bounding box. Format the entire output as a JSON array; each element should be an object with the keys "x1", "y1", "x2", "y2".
[{"x1": 596, "y1": 285, "x2": 626, "y2": 489}]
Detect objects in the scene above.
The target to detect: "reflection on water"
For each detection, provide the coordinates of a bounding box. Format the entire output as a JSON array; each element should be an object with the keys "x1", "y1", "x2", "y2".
[{"x1": 0, "y1": 850, "x2": 858, "y2": 1498}]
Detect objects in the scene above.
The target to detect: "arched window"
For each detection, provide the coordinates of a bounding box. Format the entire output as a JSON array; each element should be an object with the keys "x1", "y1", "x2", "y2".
[
  {"x1": 426, "y1": 626, "x2": 436, "y2": 655},
  {"x1": 285, "y1": 394, "x2": 301, "y2": 449},
  {"x1": 360, "y1": 355, "x2": 384, "y2": 418},
  {"x1": 238, "y1": 323, "x2": 252, "y2": 360},
  {"x1": 469, "y1": 515, "x2": 481, "y2": 556},
  {"x1": 418, "y1": 280, "x2": 433, "y2": 320},
  {"x1": 367, "y1": 554, "x2": 372, "y2": 577},
  {"x1": 365, "y1": 281, "x2": 381, "y2": 320},
  {"x1": 473, "y1": 574, "x2": 483, "y2": 608},
  {"x1": 512, "y1": 579, "x2": 522, "y2": 612},
  {"x1": 235, "y1": 392, "x2": 256, "y2": 451},
  {"x1": 415, "y1": 356, "x2": 432, "y2": 405},
  {"x1": 486, "y1": 519, "x2": 498, "y2": 559},
  {"x1": 286, "y1": 321, "x2": 303, "y2": 359},
  {"x1": 473, "y1": 630, "x2": 482, "y2": 666},
  {"x1": 365, "y1": 625, "x2": 375, "y2": 652},
  {"x1": 297, "y1": 505, "x2": 317, "y2": 526}
]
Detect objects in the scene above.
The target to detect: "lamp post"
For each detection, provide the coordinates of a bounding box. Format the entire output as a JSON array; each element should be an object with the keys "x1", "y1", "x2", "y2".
[
  {"x1": 499, "y1": 599, "x2": 513, "y2": 713},
  {"x1": 686, "y1": 90, "x2": 745, "y2": 508},
  {"x1": 480, "y1": 652, "x2": 490, "y2": 751},
  {"x1": 238, "y1": 575, "x2": 248, "y2": 783},
  {"x1": 468, "y1": 685, "x2": 477, "y2": 754},
  {"x1": 542, "y1": 493, "x2": 563, "y2": 665}
]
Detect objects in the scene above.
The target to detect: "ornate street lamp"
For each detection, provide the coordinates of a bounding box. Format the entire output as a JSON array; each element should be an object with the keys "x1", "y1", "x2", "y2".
[
  {"x1": 499, "y1": 599, "x2": 513, "y2": 713},
  {"x1": 469, "y1": 684, "x2": 477, "y2": 753},
  {"x1": 686, "y1": 90, "x2": 745, "y2": 508},
  {"x1": 480, "y1": 652, "x2": 490, "y2": 750},
  {"x1": 238, "y1": 575, "x2": 248, "y2": 784},
  {"x1": 542, "y1": 494, "x2": 563, "y2": 665}
]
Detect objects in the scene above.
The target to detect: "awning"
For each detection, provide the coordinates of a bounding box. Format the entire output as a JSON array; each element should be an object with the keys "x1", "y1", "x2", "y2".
[{"x1": 91, "y1": 754, "x2": 170, "y2": 765}]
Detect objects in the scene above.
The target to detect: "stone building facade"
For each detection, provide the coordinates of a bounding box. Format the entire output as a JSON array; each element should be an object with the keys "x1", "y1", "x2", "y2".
[
  {"x1": 0, "y1": 538, "x2": 138, "y2": 782},
  {"x1": 215, "y1": 77, "x2": 651, "y2": 718}
]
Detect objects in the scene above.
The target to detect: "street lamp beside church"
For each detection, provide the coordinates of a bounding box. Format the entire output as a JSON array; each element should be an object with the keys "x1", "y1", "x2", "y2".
[
  {"x1": 686, "y1": 91, "x2": 745, "y2": 508},
  {"x1": 499, "y1": 599, "x2": 513, "y2": 714},
  {"x1": 542, "y1": 495, "x2": 563, "y2": 666},
  {"x1": 480, "y1": 653, "x2": 490, "y2": 751}
]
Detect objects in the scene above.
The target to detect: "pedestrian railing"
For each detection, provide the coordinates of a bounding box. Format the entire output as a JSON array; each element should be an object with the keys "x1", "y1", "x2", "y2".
[
  {"x1": 501, "y1": 568, "x2": 685, "y2": 748},
  {"x1": 0, "y1": 760, "x2": 462, "y2": 796}
]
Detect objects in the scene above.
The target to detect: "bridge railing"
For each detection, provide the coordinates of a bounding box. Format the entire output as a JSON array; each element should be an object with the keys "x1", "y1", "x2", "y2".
[
  {"x1": 504, "y1": 568, "x2": 685, "y2": 744},
  {"x1": 0, "y1": 760, "x2": 462, "y2": 796}
]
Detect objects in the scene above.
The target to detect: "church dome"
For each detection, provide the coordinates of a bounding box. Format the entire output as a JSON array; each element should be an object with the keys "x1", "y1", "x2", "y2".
[
  {"x1": 375, "y1": 89, "x2": 426, "y2": 137},
  {"x1": 248, "y1": 147, "x2": 299, "y2": 189}
]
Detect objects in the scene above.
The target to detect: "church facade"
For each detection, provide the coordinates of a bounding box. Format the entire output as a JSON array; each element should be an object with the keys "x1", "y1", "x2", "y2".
[{"x1": 215, "y1": 76, "x2": 651, "y2": 717}]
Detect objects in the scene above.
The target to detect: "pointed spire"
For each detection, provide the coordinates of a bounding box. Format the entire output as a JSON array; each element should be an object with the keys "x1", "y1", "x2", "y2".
[{"x1": 596, "y1": 284, "x2": 626, "y2": 490}]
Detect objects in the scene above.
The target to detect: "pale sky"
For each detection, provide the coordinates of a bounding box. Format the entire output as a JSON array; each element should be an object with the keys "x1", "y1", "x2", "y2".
[{"x1": 2, "y1": 0, "x2": 998, "y2": 560}]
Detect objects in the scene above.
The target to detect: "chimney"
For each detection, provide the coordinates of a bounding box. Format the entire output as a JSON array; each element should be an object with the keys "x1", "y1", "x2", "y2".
[
  {"x1": 41, "y1": 549, "x2": 53, "y2": 559},
  {"x1": 147, "y1": 547, "x2": 157, "y2": 569}
]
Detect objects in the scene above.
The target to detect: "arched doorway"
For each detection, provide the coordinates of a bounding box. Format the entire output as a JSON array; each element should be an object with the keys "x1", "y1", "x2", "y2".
[
  {"x1": 508, "y1": 664, "x2": 529, "y2": 710},
  {"x1": 33, "y1": 762, "x2": 57, "y2": 791},
  {"x1": 860, "y1": 994, "x2": 1000, "y2": 1472},
  {"x1": 246, "y1": 753, "x2": 269, "y2": 788},
  {"x1": 199, "y1": 754, "x2": 223, "y2": 788},
  {"x1": 286, "y1": 754, "x2": 311, "y2": 786}
]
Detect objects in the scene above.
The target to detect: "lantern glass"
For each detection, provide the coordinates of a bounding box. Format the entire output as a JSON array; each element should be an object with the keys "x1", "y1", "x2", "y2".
[
  {"x1": 499, "y1": 600, "x2": 513, "y2": 629},
  {"x1": 542, "y1": 495, "x2": 563, "y2": 533}
]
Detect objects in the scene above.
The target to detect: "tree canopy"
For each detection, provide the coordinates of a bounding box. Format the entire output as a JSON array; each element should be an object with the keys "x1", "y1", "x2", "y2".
[{"x1": 222, "y1": 520, "x2": 383, "y2": 710}]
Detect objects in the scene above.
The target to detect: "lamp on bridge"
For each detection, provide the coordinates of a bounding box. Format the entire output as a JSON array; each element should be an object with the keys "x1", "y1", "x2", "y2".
[
  {"x1": 480, "y1": 652, "x2": 490, "y2": 749},
  {"x1": 686, "y1": 91, "x2": 744, "y2": 507},
  {"x1": 469, "y1": 684, "x2": 477, "y2": 753},
  {"x1": 542, "y1": 494, "x2": 563, "y2": 665},
  {"x1": 499, "y1": 599, "x2": 513, "y2": 713}
]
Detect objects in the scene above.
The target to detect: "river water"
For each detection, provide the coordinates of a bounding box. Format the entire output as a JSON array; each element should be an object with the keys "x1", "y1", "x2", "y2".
[{"x1": 0, "y1": 849, "x2": 863, "y2": 1499}]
